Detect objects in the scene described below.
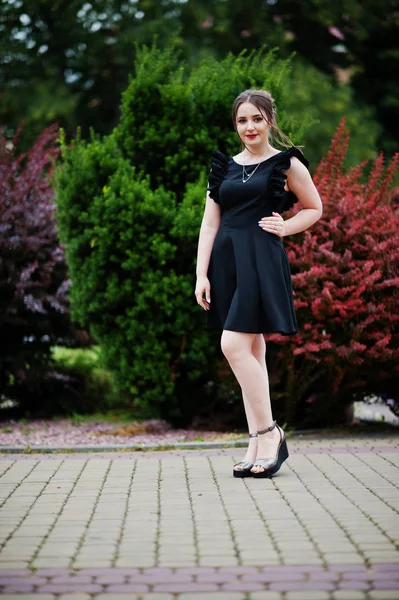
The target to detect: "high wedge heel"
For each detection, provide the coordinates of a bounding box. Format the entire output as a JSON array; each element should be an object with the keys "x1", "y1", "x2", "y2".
[
  {"x1": 233, "y1": 432, "x2": 258, "y2": 478},
  {"x1": 251, "y1": 421, "x2": 289, "y2": 478}
]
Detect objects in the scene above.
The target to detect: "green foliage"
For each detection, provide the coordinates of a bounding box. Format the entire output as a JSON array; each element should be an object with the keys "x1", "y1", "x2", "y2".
[
  {"x1": 56, "y1": 118, "x2": 222, "y2": 423},
  {"x1": 0, "y1": 0, "x2": 175, "y2": 148},
  {"x1": 286, "y1": 61, "x2": 381, "y2": 168},
  {"x1": 51, "y1": 345, "x2": 120, "y2": 412},
  {"x1": 52, "y1": 345, "x2": 102, "y2": 372},
  {"x1": 115, "y1": 45, "x2": 306, "y2": 197},
  {"x1": 1, "y1": 0, "x2": 396, "y2": 157}
]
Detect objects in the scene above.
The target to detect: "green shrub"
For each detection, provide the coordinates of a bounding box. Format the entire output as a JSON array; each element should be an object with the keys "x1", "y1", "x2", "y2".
[
  {"x1": 285, "y1": 61, "x2": 381, "y2": 168},
  {"x1": 55, "y1": 133, "x2": 221, "y2": 424},
  {"x1": 114, "y1": 44, "x2": 309, "y2": 197}
]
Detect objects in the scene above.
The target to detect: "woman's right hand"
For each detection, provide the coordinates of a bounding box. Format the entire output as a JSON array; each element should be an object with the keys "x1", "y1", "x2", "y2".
[{"x1": 195, "y1": 276, "x2": 211, "y2": 311}]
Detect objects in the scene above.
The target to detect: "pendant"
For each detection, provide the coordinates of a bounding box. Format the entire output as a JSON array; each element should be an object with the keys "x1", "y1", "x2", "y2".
[{"x1": 242, "y1": 162, "x2": 261, "y2": 183}]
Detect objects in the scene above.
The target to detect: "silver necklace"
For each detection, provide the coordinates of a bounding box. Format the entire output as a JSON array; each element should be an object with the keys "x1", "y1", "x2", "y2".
[{"x1": 242, "y1": 162, "x2": 261, "y2": 183}]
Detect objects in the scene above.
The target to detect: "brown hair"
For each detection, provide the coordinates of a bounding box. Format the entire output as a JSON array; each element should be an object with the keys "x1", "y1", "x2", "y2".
[{"x1": 232, "y1": 89, "x2": 294, "y2": 152}]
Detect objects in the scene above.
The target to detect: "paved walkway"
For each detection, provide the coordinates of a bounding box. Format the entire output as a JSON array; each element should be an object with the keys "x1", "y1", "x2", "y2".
[{"x1": 0, "y1": 433, "x2": 398, "y2": 599}]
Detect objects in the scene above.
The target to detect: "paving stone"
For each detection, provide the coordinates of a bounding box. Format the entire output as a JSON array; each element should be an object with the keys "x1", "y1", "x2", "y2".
[
  {"x1": 38, "y1": 583, "x2": 103, "y2": 593},
  {"x1": 178, "y1": 595, "x2": 246, "y2": 600},
  {"x1": 72, "y1": 561, "x2": 112, "y2": 568},
  {"x1": 57, "y1": 595, "x2": 92, "y2": 600},
  {"x1": 198, "y1": 556, "x2": 240, "y2": 566},
  {"x1": 1, "y1": 584, "x2": 35, "y2": 593},
  {"x1": 365, "y1": 552, "x2": 399, "y2": 562},
  {"x1": 241, "y1": 572, "x2": 307, "y2": 583},
  {"x1": 31, "y1": 558, "x2": 71, "y2": 568},
  {"x1": 221, "y1": 581, "x2": 265, "y2": 591},
  {"x1": 104, "y1": 583, "x2": 149, "y2": 592},
  {"x1": 0, "y1": 596, "x2": 55, "y2": 600},
  {"x1": 269, "y1": 581, "x2": 336, "y2": 591},
  {"x1": 332, "y1": 592, "x2": 367, "y2": 600},
  {"x1": 369, "y1": 593, "x2": 399, "y2": 600},
  {"x1": 284, "y1": 594, "x2": 331, "y2": 600},
  {"x1": 250, "y1": 594, "x2": 283, "y2": 600},
  {"x1": 371, "y1": 581, "x2": 399, "y2": 590},
  {"x1": 0, "y1": 562, "x2": 30, "y2": 569},
  {"x1": 98, "y1": 596, "x2": 173, "y2": 600},
  {"x1": 136, "y1": 573, "x2": 195, "y2": 584},
  {"x1": 338, "y1": 580, "x2": 370, "y2": 590},
  {"x1": 152, "y1": 582, "x2": 220, "y2": 592},
  {"x1": 322, "y1": 553, "x2": 365, "y2": 563},
  {"x1": 0, "y1": 576, "x2": 47, "y2": 585},
  {"x1": 50, "y1": 576, "x2": 94, "y2": 584},
  {"x1": 115, "y1": 558, "x2": 156, "y2": 567}
]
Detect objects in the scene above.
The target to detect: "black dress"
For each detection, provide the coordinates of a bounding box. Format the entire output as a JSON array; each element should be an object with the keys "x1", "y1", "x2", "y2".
[{"x1": 206, "y1": 147, "x2": 309, "y2": 335}]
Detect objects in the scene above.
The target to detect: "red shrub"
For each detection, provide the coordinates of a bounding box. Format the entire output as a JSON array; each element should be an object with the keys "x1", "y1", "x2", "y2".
[{"x1": 267, "y1": 120, "x2": 399, "y2": 426}]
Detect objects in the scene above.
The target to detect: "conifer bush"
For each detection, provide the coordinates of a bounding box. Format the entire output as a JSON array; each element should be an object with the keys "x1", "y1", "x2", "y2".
[
  {"x1": 114, "y1": 44, "x2": 306, "y2": 196},
  {"x1": 56, "y1": 134, "x2": 219, "y2": 423}
]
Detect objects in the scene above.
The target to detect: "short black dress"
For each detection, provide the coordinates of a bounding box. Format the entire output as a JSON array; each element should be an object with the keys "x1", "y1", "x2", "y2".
[{"x1": 206, "y1": 146, "x2": 309, "y2": 335}]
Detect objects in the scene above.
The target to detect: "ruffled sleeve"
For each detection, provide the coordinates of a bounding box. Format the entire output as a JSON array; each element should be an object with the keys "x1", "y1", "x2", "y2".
[
  {"x1": 269, "y1": 147, "x2": 309, "y2": 213},
  {"x1": 207, "y1": 149, "x2": 229, "y2": 205}
]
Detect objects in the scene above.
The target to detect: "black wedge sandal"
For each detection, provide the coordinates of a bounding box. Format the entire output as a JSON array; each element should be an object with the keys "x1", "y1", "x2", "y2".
[
  {"x1": 251, "y1": 421, "x2": 289, "y2": 478},
  {"x1": 233, "y1": 432, "x2": 258, "y2": 478}
]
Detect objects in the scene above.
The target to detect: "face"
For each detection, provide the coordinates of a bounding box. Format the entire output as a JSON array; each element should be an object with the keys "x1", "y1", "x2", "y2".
[{"x1": 235, "y1": 101, "x2": 270, "y2": 147}]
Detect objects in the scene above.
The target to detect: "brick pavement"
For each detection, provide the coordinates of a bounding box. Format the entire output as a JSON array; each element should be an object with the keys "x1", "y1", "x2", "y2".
[{"x1": 0, "y1": 433, "x2": 398, "y2": 599}]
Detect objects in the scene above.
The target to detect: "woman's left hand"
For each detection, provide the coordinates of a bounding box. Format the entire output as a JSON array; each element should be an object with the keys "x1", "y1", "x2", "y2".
[{"x1": 258, "y1": 212, "x2": 286, "y2": 238}]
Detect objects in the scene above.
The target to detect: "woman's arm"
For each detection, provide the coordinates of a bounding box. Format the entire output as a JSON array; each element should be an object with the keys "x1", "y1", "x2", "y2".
[
  {"x1": 195, "y1": 192, "x2": 221, "y2": 310},
  {"x1": 259, "y1": 156, "x2": 322, "y2": 237},
  {"x1": 283, "y1": 157, "x2": 323, "y2": 236}
]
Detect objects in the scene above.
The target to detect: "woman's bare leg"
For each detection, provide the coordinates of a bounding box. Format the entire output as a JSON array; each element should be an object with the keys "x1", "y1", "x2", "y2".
[
  {"x1": 221, "y1": 330, "x2": 280, "y2": 472},
  {"x1": 235, "y1": 334, "x2": 267, "y2": 468}
]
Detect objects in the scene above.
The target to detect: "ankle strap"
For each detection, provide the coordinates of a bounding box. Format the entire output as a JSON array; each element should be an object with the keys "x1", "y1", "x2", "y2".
[
  {"x1": 257, "y1": 421, "x2": 277, "y2": 435},
  {"x1": 249, "y1": 432, "x2": 258, "y2": 438}
]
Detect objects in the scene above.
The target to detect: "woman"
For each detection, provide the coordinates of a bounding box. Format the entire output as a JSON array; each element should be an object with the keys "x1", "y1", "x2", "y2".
[{"x1": 195, "y1": 89, "x2": 322, "y2": 479}]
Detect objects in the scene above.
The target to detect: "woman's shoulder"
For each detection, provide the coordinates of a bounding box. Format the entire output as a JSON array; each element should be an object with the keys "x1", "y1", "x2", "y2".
[
  {"x1": 210, "y1": 149, "x2": 229, "y2": 162},
  {"x1": 207, "y1": 150, "x2": 229, "y2": 203},
  {"x1": 268, "y1": 147, "x2": 310, "y2": 213},
  {"x1": 278, "y1": 146, "x2": 309, "y2": 169},
  {"x1": 209, "y1": 149, "x2": 230, "y2": 174}
]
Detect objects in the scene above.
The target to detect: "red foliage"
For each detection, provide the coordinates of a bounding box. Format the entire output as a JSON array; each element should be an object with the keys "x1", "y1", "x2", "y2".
[
  {"x1": 0, "y1": 123, "x2": 71, "y2": 407},
  {"x1": 266, "y1": 119, "x2": 399, "y2": 425}
]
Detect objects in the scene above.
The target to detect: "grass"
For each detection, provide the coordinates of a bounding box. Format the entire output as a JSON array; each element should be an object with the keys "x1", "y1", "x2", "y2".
[
  {"x1": 51, "y1": 345, "x2": 103, "y2": 367},
  {"x1": 69, "y1": 409, "x2": 138, "y2": 425}
]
